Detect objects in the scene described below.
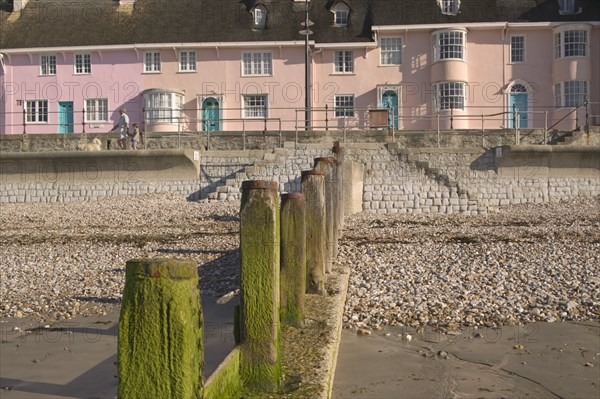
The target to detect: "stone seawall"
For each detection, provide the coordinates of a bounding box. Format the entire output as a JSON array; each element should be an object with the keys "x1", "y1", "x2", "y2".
[
  {"x1": 0, "y1": 128, "x2": 554, "y2": 153},
  {"x1": 340, "y1": 144, "x2": 600, "y2": 215},
  {"x1": 1, "y1": 143, "x2": 598, "y2": 210}
]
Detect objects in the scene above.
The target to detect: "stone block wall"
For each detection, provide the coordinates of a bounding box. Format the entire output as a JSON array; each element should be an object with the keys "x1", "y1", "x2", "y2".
[
  {"x1": 1, "y1": 180, "x2": 202, "y2": 203},
  {"x1": 339, "y1": 144, "x2": 600, "y2": 215},
  {"x1": 199, "y1": 145, "x2": 334, "y2": 201},
  {"x1": 2, "y1": 141, "x2": 598, "y2": 209}
]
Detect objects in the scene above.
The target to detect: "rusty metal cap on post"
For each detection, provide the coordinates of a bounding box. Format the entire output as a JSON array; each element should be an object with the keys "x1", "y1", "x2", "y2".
[
  {"x1": 301, "y1": 169, "x2": 325, "y2": 178},
  {"x1": 241, "y1": 180, "x2": 278, "y2": 191},
  {"x1": 281, "y1": 192, "x2": 305, "y2": 201},
  {"x1": 314, "y1": 157, "x2": 336, "y2": 164}
]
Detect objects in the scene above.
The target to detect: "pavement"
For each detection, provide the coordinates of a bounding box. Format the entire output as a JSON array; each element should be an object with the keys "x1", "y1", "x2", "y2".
[{"x1": 0, "y1": 295, "x2": 238, "y2": 399}]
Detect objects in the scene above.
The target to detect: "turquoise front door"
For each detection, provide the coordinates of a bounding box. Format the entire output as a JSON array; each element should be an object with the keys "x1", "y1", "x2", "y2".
[
  {"x1": 509, "y1": 85, "x2": 528, "y2": 128},
  {"x1": 202, "y1": 98, "x2": 220, "y2": 131},
  {"x1": 58, "y1": 101, "x2": 74, "y2": 134},
  {"x1": 381, "y1": 91, "x2": 399, "y2": 129}
]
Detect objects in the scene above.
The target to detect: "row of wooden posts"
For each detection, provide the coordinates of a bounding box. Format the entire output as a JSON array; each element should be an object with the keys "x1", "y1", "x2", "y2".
[{"x1": 117, "y1": 155, "x2": 346, "y2": 398}]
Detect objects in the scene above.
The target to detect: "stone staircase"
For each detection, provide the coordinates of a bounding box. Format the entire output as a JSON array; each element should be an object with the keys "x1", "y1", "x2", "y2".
[
  {"x1": 548, "y1": 126, "x2": 600, "y2": 145},
  {"x1": 405, "y1": 154, "x2": 487, "y2": 214},
  {"x1": 203, "y1": 145, "x2": 333, "y2": 201}
]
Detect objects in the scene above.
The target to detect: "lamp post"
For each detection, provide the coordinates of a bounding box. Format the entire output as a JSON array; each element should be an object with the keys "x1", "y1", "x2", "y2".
[{"x1": 299, "y1": 0, "x2": 313, "y2": 130}]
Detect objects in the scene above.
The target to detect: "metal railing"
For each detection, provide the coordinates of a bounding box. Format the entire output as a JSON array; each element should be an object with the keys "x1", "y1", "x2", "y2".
[
  {"x1": 141, "y1": 115, "x2": 283, "y2": 150},
  {"x1": 2, "y1": 103, "x2": 597, "y2": 141}
]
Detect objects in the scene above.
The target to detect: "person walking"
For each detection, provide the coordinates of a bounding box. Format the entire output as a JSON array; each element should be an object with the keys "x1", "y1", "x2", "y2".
[{"x1": 110, "y1": 108, "x2": 130, "y2": 149}]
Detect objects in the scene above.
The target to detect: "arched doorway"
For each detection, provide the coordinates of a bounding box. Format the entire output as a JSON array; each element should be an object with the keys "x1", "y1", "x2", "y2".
[
  {"x1": 381, "y1": 90, "x2": 399, "y2": 129},
  {"x1": 202, "y1": 97, "x2": 220, "y2": 131},
  {"x1": 508, "y1": 83, "x2": 528, "y2": 128}
]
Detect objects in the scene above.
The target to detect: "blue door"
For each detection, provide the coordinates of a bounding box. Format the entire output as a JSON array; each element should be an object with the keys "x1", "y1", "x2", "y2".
[
  {"x1": 381, "y1": 91, "x2": 399, "y2": 129},
  {"x1": 202, "y1": 98, "x2": 220, "y2": 131},
  {"x1": 509, "y1": 85, "x2": 528, "y2": 128},
  {"x1": 58, "y1": 101, "x2": 74, "y2": 134}
]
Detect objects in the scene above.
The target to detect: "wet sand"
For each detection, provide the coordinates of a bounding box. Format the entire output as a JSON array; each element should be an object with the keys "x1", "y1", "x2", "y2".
[
  {"x1": 0, "y1": 295, "x2": 238, "y2": 399},
  {"x1": 333, "y1": 321, "x2": 600, "y2": 399}
]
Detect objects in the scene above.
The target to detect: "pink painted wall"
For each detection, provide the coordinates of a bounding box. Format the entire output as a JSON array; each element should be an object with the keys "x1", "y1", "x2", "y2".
[
  {"x1": 1, "y1": 23, "x2": 597, "y2": 134},
  {"x1": 2, "y1": 50, "x2": 143, "y2": 134},
  {"x1": 142, "y1": 46, "x2": 306, "y2": 132}
]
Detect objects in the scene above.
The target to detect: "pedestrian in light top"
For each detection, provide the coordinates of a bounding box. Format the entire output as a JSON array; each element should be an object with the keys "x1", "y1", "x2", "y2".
[{"x1": 110, "y1": 108, "x2": 129, "y2": 149}]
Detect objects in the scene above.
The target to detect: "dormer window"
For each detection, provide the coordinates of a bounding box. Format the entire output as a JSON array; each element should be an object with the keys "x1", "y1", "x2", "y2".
[
  {"x1": 332, "y1": 2, "x2": 349, "y2": 27},
  {"x1": 558, "y1": 0, "x2": 576, "y2": 14},
  {"x1": 253, "y1": 4, "x2": 267, "y2": 30},
  {"x1": 439, "y1": 0, "x2": 460, "y2": 15}
]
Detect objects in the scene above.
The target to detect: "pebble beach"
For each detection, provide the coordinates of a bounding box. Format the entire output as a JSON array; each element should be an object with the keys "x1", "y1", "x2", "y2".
[
  {"x1": 339, "y1": 196, "x2": 600, "y2": 332},
  {"x1": 1, "y1": 193, "x2": 599, "y2": 333}
]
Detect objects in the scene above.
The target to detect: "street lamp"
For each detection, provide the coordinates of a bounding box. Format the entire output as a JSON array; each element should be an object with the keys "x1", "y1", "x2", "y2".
[{"x1": 299, "y1": 0, "x2": 313, "y2": 130}]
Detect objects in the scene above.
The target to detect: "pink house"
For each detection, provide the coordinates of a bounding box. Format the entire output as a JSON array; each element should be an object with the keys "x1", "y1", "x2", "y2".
[{"x1": 1, "y1": 0, "x2": 598, "y2": 135}]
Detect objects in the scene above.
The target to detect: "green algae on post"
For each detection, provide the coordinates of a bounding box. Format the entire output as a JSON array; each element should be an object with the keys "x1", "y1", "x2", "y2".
[
  {"x1": 301, "y1": 170, "x2": 326, "y2": 295},
  {"x1": 239, "y1": 180, "x2": 282, "y2": 393},
  {"x1": 280, "y1": 192, "x2": 307, "y2": 328},
  {"x1": 118, "y1": 258, "x2": 203, "y2": 399}
]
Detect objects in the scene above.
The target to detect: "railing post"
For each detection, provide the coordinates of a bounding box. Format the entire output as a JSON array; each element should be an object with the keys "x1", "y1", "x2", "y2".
[
  {"x1": 516, "y1": 111, "x2": 520, "y2": 145},
  {"x1": 436, "y1": 114, "x2": 440, "y2": 147},
  {"x1": 141, "y1": 106, "x2": 146, "y2": 134},
  {"x1": 343, "y1": 114, "x2": 347, "y2": 143},
  {"x1": 295, "y1": 110, "x2": 299, "y2": 148},
  {"x1": 22, "y1": 108, "x2": 26, "y2": 134},
  {"x1": 178, "y1": 117, "x2": 181, "y2": 149},
  {"x1": 575, "y1": 107, "x2": 579, "y2": 131},
  {"x1": 325, "y1": 104, "x2": 329, "y2": 131},
  {"x1": 584, "y1": 98, "x2": 589, "y2": 133},
  {"x1": 278, "y1": 119, "x2": 282, "y2": 148},
  {"x1": 450, "y1": 106, "x2": 454, "y2": 130},
  {"x1": 239, "y1": 180, "x2": 281, "y2": 393},
  {"x1": 544, "y1": 110, "x2": 548, "y2": 144},
  {"x1": 481, "y1": 114, "x2": 484, "y2": 132},
  {"x1": 242, "y1": 119, "x2": 246, "y2": 151},
  {"x1": 82, "y1": 108, "x2": 86, "y2": 133}
]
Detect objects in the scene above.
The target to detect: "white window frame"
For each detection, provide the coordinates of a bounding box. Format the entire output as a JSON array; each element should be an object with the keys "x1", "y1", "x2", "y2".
[
  {"x1": 25, "y1": 100, "x2": 49, "y2": 123},
  {"x1": 380, "y1": 37, "x2": 402, "y2": 65},
  {"x1": 332, "y1": 2, "x2": 349, "y2": 27},
  {"x1": 435, "y1": 82, "x2": 465, "y2": 111},
  {"x1": 334, "y1": 95, "x2": 355, "y2": 117},
  {"x1": 241, "y1": 52, "x2": 273, "y2": 76},
  {"x1": 144, "y1": 51, "x2": 161, "y2": 73},
  {"x1": 554, "y1": 83, "x2": 562, "y2": 108},
  {"x1": 253, "y1": 5, "x2": 267, "y2": 29},
  {"x1": 84, "y1": 98, "x2": 109, "y2": 122},
  {"x1": 334, "y1": 50, "x2": 354, "y2": 73},
  {"x1": 439, "y1": 0, "x2": 460, "y2": 15},
  {"x1": 554, "y1": 26, "x2": 589, "y2": 59},
  {"x1": 74, "y1": 53, "x2": 91, "y2": 74},
  {"x1": 555, "y1": 81, "x2": 588, "y2": 108},
  {"x1": 144, "y1": 91, "x2": 184, "y2": 123},
  {"x1": 558, "y1": 0, "x2": 575, "y2": 14},
  {"x1": 243, "y1": 95, "x2": 268, "y2": 118},
  {"x1": 40, "y1": 54, "x2": 56, "y2": 76},
  {"x1": 179, "y1": 50, "x2": 197, "y2": 72},
  {"x1": 510, "y1": 35, "x2": 525, "y2": 63},
  {"x1": 432, "y1": 30, "x2": 466, "y2": 62}
]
